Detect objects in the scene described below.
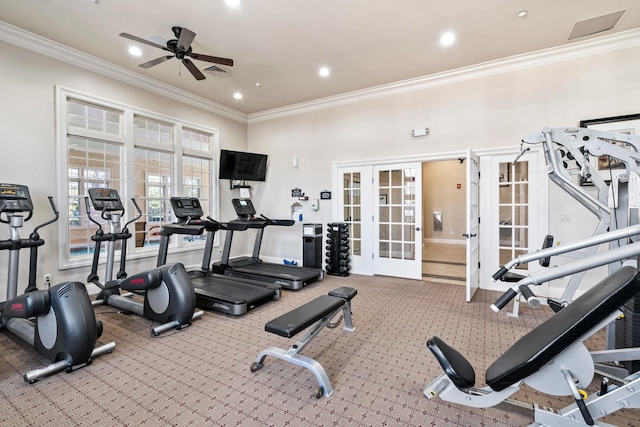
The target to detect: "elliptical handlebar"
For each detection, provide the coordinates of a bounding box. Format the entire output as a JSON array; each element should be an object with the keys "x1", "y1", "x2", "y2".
[
  {"x1": 84, "y1": 196, "x2": 103, "y2": 234},
  {"x1": 32, "y1": 196, "x2": 59, "y2": 236},
  {"x1": 123, "y1": 198, "x2": 143, "y2": 231}
]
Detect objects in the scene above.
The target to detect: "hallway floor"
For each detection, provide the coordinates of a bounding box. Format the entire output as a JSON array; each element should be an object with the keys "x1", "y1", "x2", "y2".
[{"x1": 422, "y1": 242, "x2": 466, "y2": 284}]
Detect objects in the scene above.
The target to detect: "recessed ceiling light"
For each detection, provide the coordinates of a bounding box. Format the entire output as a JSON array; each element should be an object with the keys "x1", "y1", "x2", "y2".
[
  {"x1": 318, "y1": 66, "x2": 330, "y2": 77},
  {"x1": 440, "y1": 32, "x2": 456, "y2": 46},
  {"x1": 255, "y1": 83, "x2": 261, "y2": 87},
  {"x1": 233, "y1": 92, "x2": 243, "y2": 100},
  {"x1": 225, "y1": 0, "x2": 241, "y2": 7},
  {"x1": 517, "y1": 10, "x2": 528, "y2": 18},
  {"x1": 128, "y1": 46, "x2": 142, "y2": 57}
]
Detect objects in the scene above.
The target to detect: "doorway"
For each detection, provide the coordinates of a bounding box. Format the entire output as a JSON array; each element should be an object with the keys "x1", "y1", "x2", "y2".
[
  {"x1": 334, "y1": 148, "x2": 544, "y2": 301},
  {"x1": 421, "y1": 159, "x2": 467, "y2": 284}
]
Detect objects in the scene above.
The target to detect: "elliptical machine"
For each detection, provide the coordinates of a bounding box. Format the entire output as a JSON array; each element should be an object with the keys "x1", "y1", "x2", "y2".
[
  {"x1": 85, "y1": 188, "x2": 203, "y2": 336},
  {"x1": 0, "y1": 183, "x2": 115, "y2": 383}
]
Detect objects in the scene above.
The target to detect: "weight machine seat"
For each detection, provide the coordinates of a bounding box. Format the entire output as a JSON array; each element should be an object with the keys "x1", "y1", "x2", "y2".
[
  {"x1": 429, "y1": 266, "x2": 640, "y2": 392},
  {"x1": 265, "y1": 287, "x2": 357, "y2": 338}
]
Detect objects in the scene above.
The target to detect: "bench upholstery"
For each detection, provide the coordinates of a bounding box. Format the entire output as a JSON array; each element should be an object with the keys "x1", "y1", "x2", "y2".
[
  {"x1": 266, "y1": 295, "x2": 345, "y2": 338},
  {"x1": 486, "y1": 266, "x2": 640, "y2": 391}
]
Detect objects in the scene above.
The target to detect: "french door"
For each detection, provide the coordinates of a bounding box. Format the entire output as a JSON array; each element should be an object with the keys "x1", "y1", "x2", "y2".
[
  {"x1": 373, "y1": 163, "x2": 423, "y2": 279},
  {"x1": 479, "y1": 150, "x2": 547, "y2": 294},
  {"x1": 337, "y1": 167, "x2": 372, "y2": 274},
  {"x1": 465, "y1": 149, "x2": 480, "y2": 301}
]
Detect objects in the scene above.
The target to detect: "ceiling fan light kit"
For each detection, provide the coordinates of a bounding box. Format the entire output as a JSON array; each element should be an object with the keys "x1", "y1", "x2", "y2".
[{"x1": 119, "y1": 26, "x2": 234, "y2": 81}]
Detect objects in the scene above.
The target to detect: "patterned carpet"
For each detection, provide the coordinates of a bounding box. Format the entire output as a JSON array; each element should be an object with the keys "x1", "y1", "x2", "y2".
[{"x1": 1, "y1": 273, "x2": 639, "y2": 426}]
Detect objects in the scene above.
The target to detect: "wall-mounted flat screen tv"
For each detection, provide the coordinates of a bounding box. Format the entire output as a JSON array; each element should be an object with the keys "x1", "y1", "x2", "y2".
[{"x1": 219, "y1": 149, "x2": 268, "y2": 181}]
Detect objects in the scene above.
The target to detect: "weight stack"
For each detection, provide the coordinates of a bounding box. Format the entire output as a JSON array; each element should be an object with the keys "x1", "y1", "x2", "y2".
[
  {"x1": 615, "y1": 294, "x2": 640, "y2": 374},
  {"x1": 325, "y1": 222, "x2": 350, "y2": 276}
]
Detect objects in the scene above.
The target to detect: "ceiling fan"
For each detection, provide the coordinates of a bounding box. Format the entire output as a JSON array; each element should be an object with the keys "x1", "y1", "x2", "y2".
[{"x1": 119, "y1": 26, "x2": 234, "y2": 81}]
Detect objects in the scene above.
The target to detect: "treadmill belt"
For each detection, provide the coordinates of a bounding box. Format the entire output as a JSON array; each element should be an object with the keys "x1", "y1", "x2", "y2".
[{"x1": 191, "y1": 275, "x2": 276, "y2": 305}]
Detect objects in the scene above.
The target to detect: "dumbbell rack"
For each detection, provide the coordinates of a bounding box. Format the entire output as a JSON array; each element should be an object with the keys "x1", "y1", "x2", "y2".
[{"x1": 325, "y1": 222, "x2": 350, "y2": 276}]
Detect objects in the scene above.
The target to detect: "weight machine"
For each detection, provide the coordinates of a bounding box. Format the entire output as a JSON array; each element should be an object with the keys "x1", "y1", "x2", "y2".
[{"x1": 494, "y1": 126, "x2": 640, "y2": 316}]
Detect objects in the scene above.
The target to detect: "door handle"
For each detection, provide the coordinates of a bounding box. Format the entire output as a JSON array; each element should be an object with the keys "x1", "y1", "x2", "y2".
[
  {"x1": 462, "y1": 233, "x2": 477, "y2": 238},
  {"x1": 415, "y1": 227, "x2": 421, "y2": 231}
]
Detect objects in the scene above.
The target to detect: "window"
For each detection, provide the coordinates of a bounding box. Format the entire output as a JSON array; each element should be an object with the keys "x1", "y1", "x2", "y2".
[
  {"x1": 133, "y1": 116, "x2": 175, "y2": 249},
  {"x1": 181, "y1": 128, "x2": 214, "y2": 244},
  {"x1": 133, "y1": 147, "x2": 173, "y2": 248},
  {"x1": 65, "y1": 100, "x2": 124, "y2": 258},
  {"x1": 56, "y1": 88, "x2": 218, "y2": 268}
]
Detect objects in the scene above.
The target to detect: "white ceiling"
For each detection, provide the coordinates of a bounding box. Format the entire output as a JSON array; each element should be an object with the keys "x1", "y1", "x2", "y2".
[{"x1": 1, "y1": 0, "x2": 639, "y2": 115}]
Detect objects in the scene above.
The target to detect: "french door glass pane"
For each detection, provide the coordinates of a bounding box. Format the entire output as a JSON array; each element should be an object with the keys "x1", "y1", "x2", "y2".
[
  {"x1": 378, "y1": 166, "x2": 416, "y2": 261},
  {"x1": 498, "y1": 161, "x2": 529, "y2": 269},
  {"x1": 342, "y1": 172, "x2": 362, "y2": 257}
]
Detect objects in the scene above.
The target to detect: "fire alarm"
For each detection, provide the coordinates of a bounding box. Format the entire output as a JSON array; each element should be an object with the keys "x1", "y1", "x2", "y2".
[{"x1": 457, "y1": 183, "x2": 461, "y2": 189}]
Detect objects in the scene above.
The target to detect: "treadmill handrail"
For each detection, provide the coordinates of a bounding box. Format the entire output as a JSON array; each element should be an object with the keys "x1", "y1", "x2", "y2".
[
  {"x1": 260, "y1": 214, "x2": 294, "y2": 227},
  {"x1": 160, "y1": 223, "x2": 205, "y2": 236}
]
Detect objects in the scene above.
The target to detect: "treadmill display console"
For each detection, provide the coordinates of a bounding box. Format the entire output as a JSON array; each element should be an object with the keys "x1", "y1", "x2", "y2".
[
  {"x1": 0, "y1": 183, "x2": 33, "y2": 213},
  {"x1": 170, "y1": 197, "x2": 204, "y2": 220},
  {"x1": 232, "y1": 198, "x2": 256, "y2": 220},
  {"x1": 88, "y1": 188, "x2": 124, "y2": 212}
]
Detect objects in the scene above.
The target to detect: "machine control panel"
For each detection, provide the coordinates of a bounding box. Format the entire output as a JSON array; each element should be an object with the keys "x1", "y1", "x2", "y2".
[
  {"x1": 88, "y1": 188, "x2": 124, "y2": 212},
  {"x1": 232, "y1": 198, "x2": 257, "y2": 220},
  {"x1": 170, "y1": 197, "x2": 204, "y2": 221},
  {"x1": 0, "y1": 183, "x2": 33, "y2": 213}
]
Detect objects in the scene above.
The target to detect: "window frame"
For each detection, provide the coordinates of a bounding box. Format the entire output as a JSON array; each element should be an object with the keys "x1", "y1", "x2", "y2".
[{"x1": 55, "y1": 86, "x2": 219, "y2": 269}]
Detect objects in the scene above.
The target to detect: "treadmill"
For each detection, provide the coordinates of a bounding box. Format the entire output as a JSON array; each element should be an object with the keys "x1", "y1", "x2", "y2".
[
  {"x1": 213, "y1": 198, "x2": 323, "y2": 290},
  {"x1": 156, "y1": 197, "x2": 280, "y2": 316}
]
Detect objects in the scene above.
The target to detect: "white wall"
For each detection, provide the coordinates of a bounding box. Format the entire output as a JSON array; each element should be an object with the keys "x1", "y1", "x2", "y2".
[
  {"x1": 1, "y1": 37, "x2": 640, "y2": 296},
  {"x1": 247, "y1": 44, "x2": 640, "y2": 292},
  {"x1": 0, "y1": 41, "x2": 249, "y2": 296}
]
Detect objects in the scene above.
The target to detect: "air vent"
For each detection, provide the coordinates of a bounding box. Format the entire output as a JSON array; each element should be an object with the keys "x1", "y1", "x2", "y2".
[
  {"x1": 568, "y1": 10, "x2": 625, "y2": 40},
  {"x1": 203, "y1": 65, "x2": 231, "y2": 78}
]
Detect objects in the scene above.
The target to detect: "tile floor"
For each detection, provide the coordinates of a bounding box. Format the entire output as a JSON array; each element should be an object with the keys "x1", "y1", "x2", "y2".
[{"x1": 422, "y1": 242, "x2": 466, "y2": 284}]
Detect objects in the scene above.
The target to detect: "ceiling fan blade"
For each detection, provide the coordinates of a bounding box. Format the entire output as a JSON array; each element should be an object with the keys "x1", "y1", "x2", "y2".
[
  {"x1": 120, "y1": 32, "x2": 168, "y2": 51},
  {"x1": 176, "y1": 27, "x2": 196, "y2": 51},
  {"x1": 140, "y1": 55, "x2": 174, "y2": 68},
  {"x1": 182, "y1": 58, "x2": 206, "y2": 80},
  {"x1": 190, "y1": 53, "x2": 234, "y2": 67}
]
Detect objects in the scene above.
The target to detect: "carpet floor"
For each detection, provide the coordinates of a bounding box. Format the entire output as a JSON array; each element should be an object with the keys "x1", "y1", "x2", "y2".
[{"x1": 1, "y1": 273, "x2": 638, "y2": 426}]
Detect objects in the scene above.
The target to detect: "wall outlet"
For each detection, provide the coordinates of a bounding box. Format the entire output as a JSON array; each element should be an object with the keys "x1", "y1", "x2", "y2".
[{"x1": 43, "y1": 274, "x2": 52, "y2": 288}]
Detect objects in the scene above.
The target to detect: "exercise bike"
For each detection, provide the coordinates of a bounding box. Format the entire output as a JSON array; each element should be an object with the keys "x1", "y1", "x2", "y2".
[
  {"x1": 0, "y1": 183, "x2": 115, "y2": 383},
  {"x1": 85, "y1": 188, "x2": 203, "y2": 336}
]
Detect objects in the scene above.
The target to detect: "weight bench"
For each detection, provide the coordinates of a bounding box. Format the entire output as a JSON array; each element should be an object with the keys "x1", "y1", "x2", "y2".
[
  {"x1": 250, "y1": 287, "x2": 356, "y2": 398},
  {"x1": 424, "y1": 266, "x2": 640, "y2": 426}
]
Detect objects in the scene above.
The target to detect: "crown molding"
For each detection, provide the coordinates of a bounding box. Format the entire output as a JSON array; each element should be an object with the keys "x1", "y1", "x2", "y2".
[
  {"x1": 0, "y1": 21, "x2": 247, "y2": 123},
  {"x1": 248, "y1": 28, "x2": 640, "y2": 124},
  {"x1": 2, "y1": 20, "x2": 640, "y2": 126}
]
